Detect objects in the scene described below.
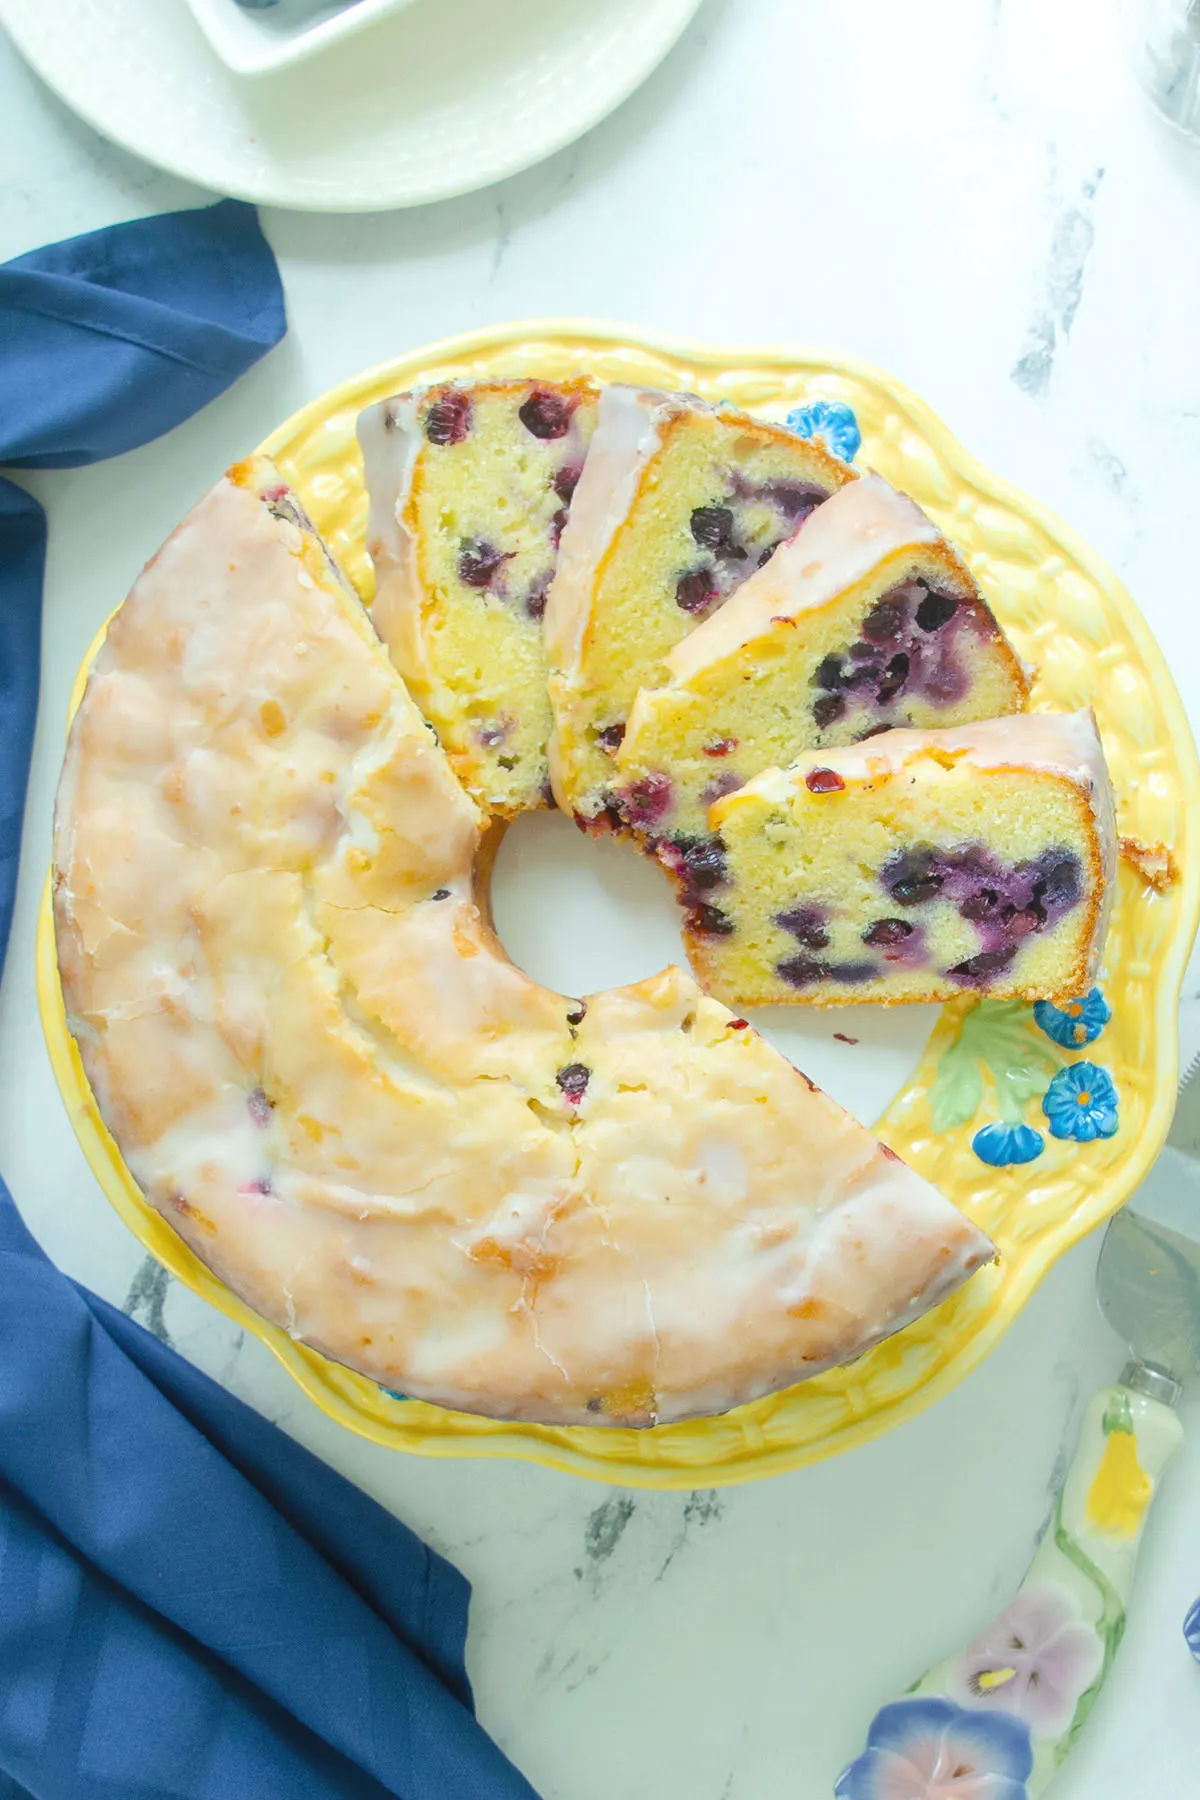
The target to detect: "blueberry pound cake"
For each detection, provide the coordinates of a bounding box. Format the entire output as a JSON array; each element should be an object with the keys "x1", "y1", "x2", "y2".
[
  {"x1": 544, "y1": 384, "x2": 855, "y2": 826},
  {"x1": 53, "y1": 457, "x2": 994, "y2": 1428},
  {"x1": 614, "y1": 474, "x2": 1030, "y2": 846},
  {"x1": 359, "y1": 378, "x2": 599, "y2": 815},
  {"x1": 693, "y1": 713, "x2": 1116, "y2": 1008}
]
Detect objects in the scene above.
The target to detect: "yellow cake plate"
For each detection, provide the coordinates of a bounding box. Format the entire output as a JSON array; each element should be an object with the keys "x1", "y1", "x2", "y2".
[{"x1": 38, "y1": 322, "x2": 1200, "y2": 1489}]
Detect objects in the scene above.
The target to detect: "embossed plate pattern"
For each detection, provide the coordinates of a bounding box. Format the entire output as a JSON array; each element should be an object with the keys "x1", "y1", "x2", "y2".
[
  {"x1": 0, "y1": 0, "x2": 703, "y2": 211},
  {"x1": 38, "y1": 323, "x2": 1200, "y2": 1487}
]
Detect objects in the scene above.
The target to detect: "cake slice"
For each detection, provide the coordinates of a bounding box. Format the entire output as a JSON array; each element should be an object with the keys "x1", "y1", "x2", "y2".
[
  {"x1": 691, "y1": 713, "x2": 1116, "y2": 1008},
  {"x1": 359, "y1": 377, "x2": 599, "y2": 816},
  {"x1": 614, "y1": 474, "x2": 1030, "y2": 847},
  {"x1": 544, "y1": 384, "x2": 854, "y2": 826}
]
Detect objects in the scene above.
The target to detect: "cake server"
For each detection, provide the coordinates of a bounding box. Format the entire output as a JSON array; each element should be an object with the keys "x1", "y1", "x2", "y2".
[{"x1": 836, "y1": 1055, "x2": 1200, "y2": 1799}]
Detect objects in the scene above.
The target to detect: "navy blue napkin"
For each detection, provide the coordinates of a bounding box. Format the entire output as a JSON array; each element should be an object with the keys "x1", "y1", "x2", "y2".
[
  {"x1": 0, "y1": 201, "x2": 539, "y2": 1800},
  {"x1": 0, "y1": 197, "x2": 285, "y2": 972},
  {"x1": 0, "y1": 1187, "x2": 540, "y2": 1800}
]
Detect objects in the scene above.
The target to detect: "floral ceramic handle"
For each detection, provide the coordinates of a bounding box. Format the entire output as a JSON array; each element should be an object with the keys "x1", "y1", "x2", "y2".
[{"x1": 836, "y1": 1383, "x2": 1182, "y2": 1799}]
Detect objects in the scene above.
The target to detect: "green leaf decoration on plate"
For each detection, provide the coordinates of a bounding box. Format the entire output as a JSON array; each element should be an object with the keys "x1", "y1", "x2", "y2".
[
  {"x1": 1051, "y1": 1486, "x2": 1127, "y2": 1762},
  {"x1": 930, "y1": 999, "x2": 1065, "y2": 1133}
]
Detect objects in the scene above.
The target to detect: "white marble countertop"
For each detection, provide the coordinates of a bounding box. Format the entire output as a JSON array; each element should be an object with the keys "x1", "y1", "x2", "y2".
[{"x1": 4, "y1": 1, "x2": 1200, "y2": 1794}]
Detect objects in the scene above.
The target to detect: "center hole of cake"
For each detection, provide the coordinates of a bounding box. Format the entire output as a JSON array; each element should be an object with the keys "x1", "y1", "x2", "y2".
[{"x1": 490, "y1": 812, "x2": 685, "y2": 994}]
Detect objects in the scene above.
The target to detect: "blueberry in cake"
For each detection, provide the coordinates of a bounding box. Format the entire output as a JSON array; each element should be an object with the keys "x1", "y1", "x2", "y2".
[
  {"x1": 359, "y1": 378, "x2": 599, "y2": 816},
  {"x1": 544, "y1": 384, "x2": 855, "y2": 828},
  {"x1": 53, "y1": 456, "x2": 993, "y2": 1428},
  {"x1": 690, "y1": 713, "x2": 1115, "y2": 1008},
  {"x1": 614, "y1": 474, "x2": 1030, "y2": 856}
]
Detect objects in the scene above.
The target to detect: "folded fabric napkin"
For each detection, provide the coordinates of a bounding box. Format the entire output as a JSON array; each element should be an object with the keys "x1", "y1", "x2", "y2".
[
  {"x1": 0, "y1": 201, "x2": 538, "y2": 1800},
  {"x1": 0, "y1": 197, "x2": 285, "y2": 972}
]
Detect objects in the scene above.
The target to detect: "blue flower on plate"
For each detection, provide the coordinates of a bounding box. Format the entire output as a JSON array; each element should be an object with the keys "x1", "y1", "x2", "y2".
[
  {"x1": 784, "y1": 398, "x2": 861, "y2": 463},
  {"x1": 1042, "y1": 1062, "x2": 1119, "y2": 1142},
  {"x1": 1033, "y1": 987, "x2": 1111, "y2": 1049},
  {"x1": 836, "y1": 1697, "x2": 1032, "y2": 1800},
  {"x1": 972, "y1": 1121, "x2": 1045, "y2": 1167}
]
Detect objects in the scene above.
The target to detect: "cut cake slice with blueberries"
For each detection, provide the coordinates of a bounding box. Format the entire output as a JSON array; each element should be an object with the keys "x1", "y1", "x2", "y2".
[
  {"x1": 614, "y1": 473, "x2": 1030, "y2": 861},
  {"x1": 544, "y1": 383, "x2": 856, "y2": 829},
  {"x1": 359, "y1": 377, "x2": 599, "y2": 816},
  {"x1": 688, "y1": 711, "x2": 1116, "y2": 1009}
]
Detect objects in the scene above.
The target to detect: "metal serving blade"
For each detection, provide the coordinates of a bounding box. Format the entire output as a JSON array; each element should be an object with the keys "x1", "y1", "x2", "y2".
[{"x1": 1097, "y1": 1052, "x2": 1200, "y2": 1396}]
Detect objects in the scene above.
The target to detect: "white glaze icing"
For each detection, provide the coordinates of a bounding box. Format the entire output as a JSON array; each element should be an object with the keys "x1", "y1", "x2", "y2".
[
  {"x1": 53, "y1": 458, "x2": 994, "y2": 1427},
  {"x1": 543, "y1": 384, "x2": 672, "y2": 678},
  {"x1": 664, "y1": 474, "x2": 948, "y2": 687},
  {"x1": 358, "y1": 390, "x2": 437, "y2": 704},
  {"x1": 731, "y1": 709, "x2": 1112, "y2": 802},
  {"x1": 543, "y1": 384, "x2": 677, "y2": 810}
]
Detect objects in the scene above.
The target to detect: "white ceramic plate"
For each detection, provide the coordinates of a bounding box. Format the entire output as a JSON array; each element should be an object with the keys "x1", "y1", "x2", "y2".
[
  {"x1": 181, "y1": 0, "x2": 420, "y2": 80},
  {"x1": 0, "y1": 0, "x2": 703, "y2": 212}
]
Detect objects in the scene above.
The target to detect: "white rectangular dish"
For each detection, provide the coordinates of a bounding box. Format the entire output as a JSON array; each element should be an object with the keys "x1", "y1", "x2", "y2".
[{"x1": 181, "y1": 0, "x2": 417, "y2": 77}]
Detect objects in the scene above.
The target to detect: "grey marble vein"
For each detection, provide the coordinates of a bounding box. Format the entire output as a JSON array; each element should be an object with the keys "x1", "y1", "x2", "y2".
[
  {"x1": 1012, "y1": 168, "x2": 1104, "y2": 399},
  {"x1": 1046, "y1": 203, "x2": 1097, "y2": 338},
  {"x1": 562, "y1": 1644, "x2": 618, "y2": 1695},
  {"x1": 655, "y1": 1489, "x2": 724, "y2": 1583},
  {"x1": 489, "y1": 200, "x2": 512, "y2": 284},
  {"x1": 1088, "y1": 441, "x2": 1128, "y2": 493},
  {"x1": 215, "y1": 1328, "x2": 246, "y2": 1388},
  {"x1": 977, "y1": 0, "x2": 1009, "y2": 112},
  {"x1": 1012, "y1": 314, "x2": 1057, "y2": 398},
  {"x1": 121, "y1": 1253, "x2": 174, "y2": 1348},
  {"x1": 576, "y1": 1494, "x2": 635, "y2": 1577}
]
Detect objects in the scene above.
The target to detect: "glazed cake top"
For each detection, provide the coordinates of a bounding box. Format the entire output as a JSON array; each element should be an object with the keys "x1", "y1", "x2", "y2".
[
  {"x1": 665, "y1": 474, "x2": 960, "y2": 686},
  {"x1": 717, "y1": 709, "x2": 1115, "y2": 809},
  {"x1": 52, "y1": 455, "x2": 992, "y2": 1428}
]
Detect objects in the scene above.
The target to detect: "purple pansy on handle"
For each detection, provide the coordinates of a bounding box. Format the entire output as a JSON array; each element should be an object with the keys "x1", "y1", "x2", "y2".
[
  {"x1": 947, "y1": 1583, "x2": 1103, "y2": 1738},
  {"x1": 1042, "y1": 1063, "x2": 1118, "y2": 1142},
  {"x1": 784, "y1": 398, "x2": 861, "y2": 464},
  {"x1": 1033, "y1": 988, "x2": 1111, "y2": 1049},
  {"x1": 835, "y1": 1697, "x2": 1032, "y2": 1800}
]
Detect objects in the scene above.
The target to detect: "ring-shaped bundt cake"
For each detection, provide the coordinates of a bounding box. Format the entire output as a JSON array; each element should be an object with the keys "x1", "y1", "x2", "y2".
[{"x1": 53, "y1": 448, "x2": 998, "y2": 1428}]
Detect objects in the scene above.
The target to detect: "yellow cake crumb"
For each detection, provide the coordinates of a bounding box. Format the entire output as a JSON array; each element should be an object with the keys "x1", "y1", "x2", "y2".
[
  {"x1": 546, "y1": 388, "x2": 854, "y2": 822},
  {"x1": 693, "y1": 715, "x2": 1115, "y2": 1009},
  {"x1": 361, "y1": 379, "x2": 599, "y2": 816}
]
